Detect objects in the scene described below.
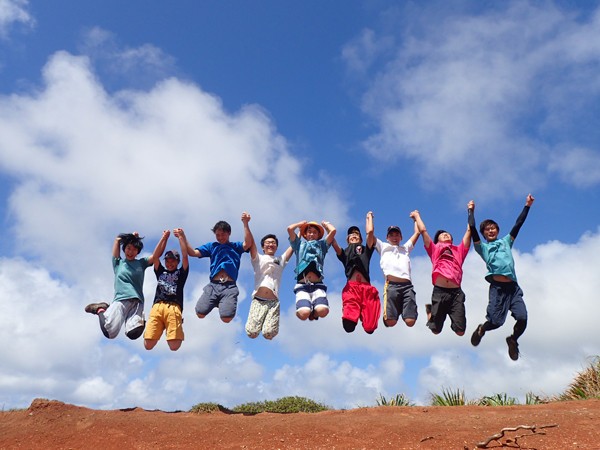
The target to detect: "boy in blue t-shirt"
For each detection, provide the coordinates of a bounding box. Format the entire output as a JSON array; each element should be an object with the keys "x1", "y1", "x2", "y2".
[
  {"x1": 184, "y1": 212, "x2": 252, "y2": 323},
  {"x1": 469, "y1": 194, "x2": 535, "y2": 361}
]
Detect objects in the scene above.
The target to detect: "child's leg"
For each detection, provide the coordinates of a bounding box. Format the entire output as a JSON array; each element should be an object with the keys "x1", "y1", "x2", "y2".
[
  {"x1": 427, "y1": 287, "x2": 446, "y2": 334},
  {"x1": 261, "y1": 300, "x2": 280, "y2": 340},
  {"x1": 400, "y1": 283, "x2": 418, "y2": 327},
  {"x1": 218, "y1": 283, "x2": 239, "y2": 323},
  {"x1": 341, "y1": 282, "x2": 360, "y2": 333},
  {"x1": 382, "y1": 281, "x2": 400, "y2": 327},
  {"x1": 124, "y1": 299, "x2": 145, "y2": 340},
  {"x1": 245, "y1": 298, "x2": 269, "y2": 338},
  {"x1": 164, "y1": 303, "x2": 184, "y2": 351},
  {"x1": 509, "y1": 285, "x2": 528, "y2": 340},
  {"x1": 144, "y1": 302, "x2": 166, "y2": 350},
  {"x1": 312, "y1": 283, "x2": 329, "y2": 318},
  {"x1": 99, "y1": 301, "x2": 127, "y2": 339},
  {"x1": 448, "y1": 289, "x2": 466, "y2": 336},
  {"x1": 294, "y1": 283, "x2": 313, "y2": 320},
  {"x1": 195, "y1": 282, "x2": 219, "y2": 319},
  {"x1": 360, "y1": 284, "x2": 381, "y2": 334}
]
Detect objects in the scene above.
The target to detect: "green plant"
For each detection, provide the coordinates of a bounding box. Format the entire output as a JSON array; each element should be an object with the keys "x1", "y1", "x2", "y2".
[
  {"x1": 558, "y1": 356, "x2": 600, "y2": 401},
  {"x1": 189, "y1": 402, "x2": 226, "y2": 414},
  {"x1": 232, "y1": 396, "x2": 329, "y2": 414},
  {"x1": 478, "y1": 393, "x2": 518, "y2": 406},
  {"x1": 525, "y1": 391, "x2": 547, "y2": 405},
  {"x1": 430, "y1": 387, "x2": 468, "y2": 406},
  {"x1": 376, "y1": 393, "x2": 414, "y2": 407}
]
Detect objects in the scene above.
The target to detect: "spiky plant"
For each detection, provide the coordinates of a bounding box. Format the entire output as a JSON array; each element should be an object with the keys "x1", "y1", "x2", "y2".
[
  {"x1": 376, "y1": 393, "x2": 414, "y2": 407},
  {"x1": 430, "y1": 387, "x2": 468, "y2": 406},
  {"x1": 559, "y1": 356, "x2": 600, "y2": 400},
  {"x1": 478, "y1": 393, "x2": 518, "y2": 406},
  {"x1": 525, "y1": 391, "x2": 548, "y2": 405}
]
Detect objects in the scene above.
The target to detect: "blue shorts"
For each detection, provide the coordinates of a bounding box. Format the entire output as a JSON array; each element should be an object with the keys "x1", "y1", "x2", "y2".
[
  {"x1": 195, "y1": 281, "x2": 239, "y2": 319},
  {"x1": 486, "y1": 280, "x2": 527, "y2": 326}
]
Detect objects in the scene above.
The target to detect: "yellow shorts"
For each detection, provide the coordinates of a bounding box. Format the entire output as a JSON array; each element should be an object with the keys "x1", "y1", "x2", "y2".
[{"x1": 143, "y1": 302, "x2": 184, "y2": 341}]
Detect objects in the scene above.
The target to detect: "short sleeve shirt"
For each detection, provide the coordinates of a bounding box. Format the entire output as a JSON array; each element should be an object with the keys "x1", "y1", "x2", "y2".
[
  {"x1": 251, "y1": 252, "x2": 290, "y2": 298},
  {"x1": 474, "y1": 234, "x2": 517, "y2": 282},
  {"x1": 375, "y1": 238, "x2": 414, "y2": 280},
  {"x1": 113, "y1": 256, "x2": 150, "y2": 303},
  {"x1": 196, "y1": 241, "x2": 248, "y2": 281},
  {"x1": 153, "y1": 264, "x2": 189, "y2": 310},
  {"x1": 337, "y1": 243, "x2": 375, "y2": 282},
  {"x1": 425, "y1": 241, "x2": 469, "y2": 286},
  {"x1": 289, "y1": 237, "x2": 330, "y2": 279}
]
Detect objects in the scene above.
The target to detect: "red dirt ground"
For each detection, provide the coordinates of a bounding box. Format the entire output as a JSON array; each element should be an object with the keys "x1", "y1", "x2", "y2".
[{"x1": 0, "y1": 398, "x2": 599, "y2": 449}]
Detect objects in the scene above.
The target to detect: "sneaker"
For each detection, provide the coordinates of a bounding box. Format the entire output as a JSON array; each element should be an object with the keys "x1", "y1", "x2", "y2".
[
  {"x1": 506, "y1": 336, "x2": 520, "y2": 361},
  {"x1": 85, "y1": 302, "x2": 109, "y2": 315},
  {"x1": 470, "y1": 324, "x2": 485, "y2": 347}
]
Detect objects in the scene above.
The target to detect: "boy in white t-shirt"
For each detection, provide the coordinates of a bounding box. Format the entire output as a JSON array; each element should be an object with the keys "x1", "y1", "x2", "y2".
[
  {"x1": 375, "y1": 215, "x2": 421, "y2": 328},
  {"x1": 245, "y1": 233, "x2": 293, "y2": 340}
]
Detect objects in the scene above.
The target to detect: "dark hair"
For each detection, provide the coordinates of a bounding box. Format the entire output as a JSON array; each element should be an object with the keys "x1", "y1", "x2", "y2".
[
  {"x1": 118, "y1": 233, "x2": 144, "y2": 253},
  {"x1": 433, "y1": 230, "x2": 452, "y2": 244},
  {"x1": 479, "y1": 219, "x2": 499, "y2": 235},
  {"x1": 260, "y1": 234, "x2": 278, "y2": 248},
  {"x1": 212, "y1": 221, "x2": 231, "y2": 234}
]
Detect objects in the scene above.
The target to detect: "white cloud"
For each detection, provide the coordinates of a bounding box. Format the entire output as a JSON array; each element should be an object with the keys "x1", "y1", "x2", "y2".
[
  {"x1": 0, "y1": 0, "x2": 33, "y2": 39},
  {"x1": 344, "y1": 2, "x2": 600, "y2": 198},
  {"x1": 548, "y1": 146, "x2": 600, "y2": 187}
]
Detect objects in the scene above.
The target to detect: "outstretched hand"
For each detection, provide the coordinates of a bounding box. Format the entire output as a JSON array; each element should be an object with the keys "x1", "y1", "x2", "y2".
[
  {"x1": 241, "y1": 212, "x2": 251, "y2": 223},
  {"x1": 526, "y1": 194, "x2": 535, "y2": 206},
  {"x1": 468, "y1": 200, "x2": 475, "y2": 210}
]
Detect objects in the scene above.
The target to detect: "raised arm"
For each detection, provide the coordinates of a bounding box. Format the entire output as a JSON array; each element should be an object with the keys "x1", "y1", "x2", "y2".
[
  {"x1": 322, "y1": 221, "x2": 337, "y2": 245},
  {"x1": 112, "y1": 235, "x2": 122, "y2": 259},
  {"x1": 241, "y1": 211, "x2": 253, "y2": 251},
  {"x1": 510, "y1": 194, "x2": 534, "y2": 241},
  {"x1": 407, "y1": 215, "x2": 421, "y2": 247},
  {"x1": 468, "y1": 200, "x2": 481, "y2": 245},
  {"x1": 173, "y1": 228, "x2": 189, "y2": 270},
  {"x1": 287, "y1": 220, "x2": 306, "y2": 243},
  {"x1": 410, "y1": 210, "x2": 431, "y2": 248},
  {"x1": 181, "y1": 231, "x2": 201, "y2": 258},
  {"x1": 366, "y1": 211, "x2": 375, "y2": 248},
  {"x1": 151, "y1": 230, "x2": 170, "y2": 269},
  {"x1": 332, "y1": 239, "x2": 342, "y2": 255}
]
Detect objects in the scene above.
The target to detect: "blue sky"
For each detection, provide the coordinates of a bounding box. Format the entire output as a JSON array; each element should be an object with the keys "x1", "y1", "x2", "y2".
[{"x1": 1, "y1": 0, "x2": 600, "y2": 410}]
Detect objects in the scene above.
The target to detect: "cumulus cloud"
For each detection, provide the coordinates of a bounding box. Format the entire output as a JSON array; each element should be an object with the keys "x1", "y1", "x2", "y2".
[
  {"x1": 0, "y1": 0, "x2": 33, "y2": 39},
  {"x1": 343, "y1": 2, "x2": 600, "y2": 199}
]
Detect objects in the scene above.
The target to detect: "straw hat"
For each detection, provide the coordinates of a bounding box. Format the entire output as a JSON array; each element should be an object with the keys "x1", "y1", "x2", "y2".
[{"x1": 300, "y1": 221, "x2": 325, "y2": 240}]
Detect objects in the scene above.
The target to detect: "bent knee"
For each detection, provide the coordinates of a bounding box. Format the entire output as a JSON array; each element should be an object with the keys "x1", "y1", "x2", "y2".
[
  {"x1": 404, "y1": 318, "x2": 416, "y2": 327},
  {"x1": 126, "y1": 325, "x2": 145, "y2": 340},
  {"x1": 144, "y1": 339, "x2": 158, "y2": 350},
  {"x1": 168, "y1": 340, "x2": 182, "y2": 351}
]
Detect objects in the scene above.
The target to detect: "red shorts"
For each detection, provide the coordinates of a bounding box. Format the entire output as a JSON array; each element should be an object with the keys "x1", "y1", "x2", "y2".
[{"x1": 341, "y1": 281, "x2": 381, "y2": 333}]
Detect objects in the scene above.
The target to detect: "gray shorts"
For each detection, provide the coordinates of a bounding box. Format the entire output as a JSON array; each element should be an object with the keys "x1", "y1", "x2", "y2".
[
  {"x1": 100, "y1": 298, "x2": 145, "y2": 339},
  {"x1": 195, "y1": 281, "x2": 239, "y2": 319},
  {"x1": 383, "y1": 281, "x2": 417, "y2": 322}
]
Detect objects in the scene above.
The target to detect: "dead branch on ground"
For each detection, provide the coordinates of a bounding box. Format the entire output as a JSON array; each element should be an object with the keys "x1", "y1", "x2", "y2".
[{"x1": 476, "y1": 423, "x2": 558, "y2": 448}]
